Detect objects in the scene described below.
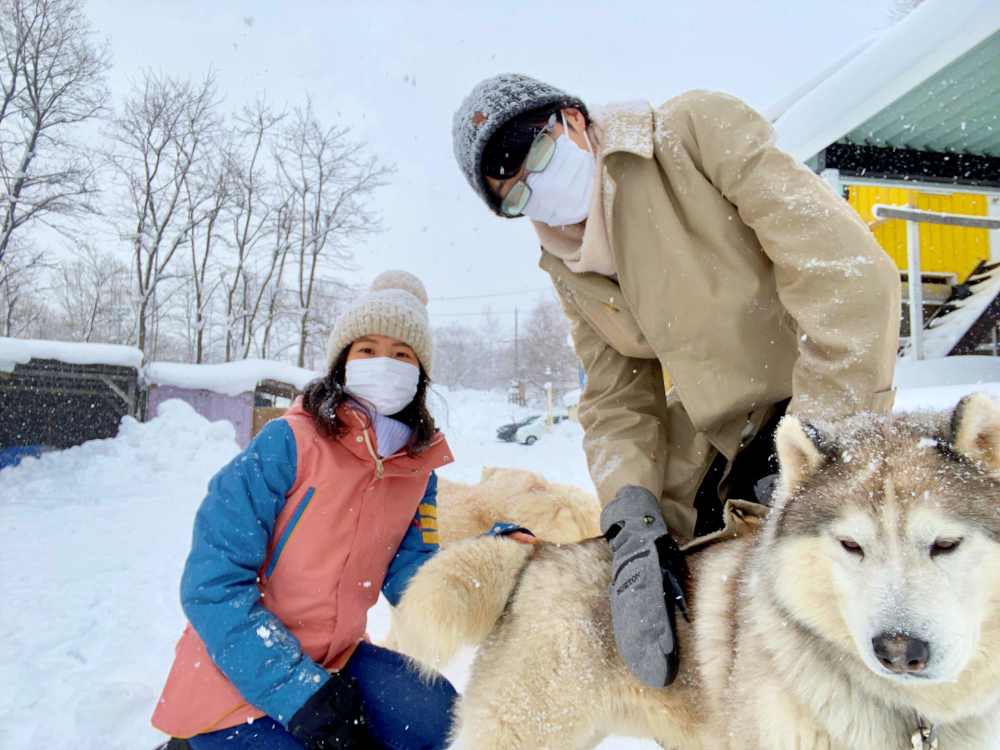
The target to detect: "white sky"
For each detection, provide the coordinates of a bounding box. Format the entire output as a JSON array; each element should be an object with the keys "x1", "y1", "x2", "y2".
[{"x1": 84, "y1": 0, "x2": 894, "y2": 331}]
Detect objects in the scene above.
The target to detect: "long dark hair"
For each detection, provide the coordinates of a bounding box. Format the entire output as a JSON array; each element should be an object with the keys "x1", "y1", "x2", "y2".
[{"x1": 302, "y1": 347, "x2": 438, "y2": 454}]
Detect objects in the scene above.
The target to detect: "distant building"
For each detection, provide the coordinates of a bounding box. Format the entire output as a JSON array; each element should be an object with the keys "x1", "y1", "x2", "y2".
[
  {"x1": 772, "y1": 0, "x2": 1000, "y2": 356},
  {"x1": 144, "y1": 360, "x2": 318, "y2": 448}
]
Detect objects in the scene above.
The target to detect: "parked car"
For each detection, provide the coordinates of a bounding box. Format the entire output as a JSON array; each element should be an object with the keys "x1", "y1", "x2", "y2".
[{"x1": 496, "y1": 413, "x2": 569, "y2": 446}]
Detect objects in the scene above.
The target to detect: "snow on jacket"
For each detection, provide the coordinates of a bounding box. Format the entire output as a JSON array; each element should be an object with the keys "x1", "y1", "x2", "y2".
[
  {"x1": 540, "y1": 91, "x2": 900, "y2": 538},
  {"x1": 151, "y1": 399, "x2": 453, "y2": 739}
]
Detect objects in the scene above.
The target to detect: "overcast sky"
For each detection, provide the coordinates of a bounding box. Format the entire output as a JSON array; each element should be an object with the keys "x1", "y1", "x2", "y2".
[{"x1": 85, "y1": 0, "x2": 894, "y2": 330}]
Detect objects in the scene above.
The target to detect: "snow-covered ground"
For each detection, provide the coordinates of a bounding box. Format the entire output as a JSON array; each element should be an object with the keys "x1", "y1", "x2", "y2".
[{"x1": 1, "y1": 381, "x2": 998, "y2": 749}]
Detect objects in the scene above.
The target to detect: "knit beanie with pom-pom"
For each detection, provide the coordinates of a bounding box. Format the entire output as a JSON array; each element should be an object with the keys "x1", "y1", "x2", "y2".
[{"x1": 325, "y1": 270, "x2": 433, "y2": 375}]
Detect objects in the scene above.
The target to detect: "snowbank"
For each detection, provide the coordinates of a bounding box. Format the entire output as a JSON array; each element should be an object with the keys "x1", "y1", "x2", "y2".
[
  {"x1": 145, "y1": 359, "x2": 319, "y2": 397},
  {"x1": 895, "y1": 355, "x2": 1000, "y2": 389},
  {"x1": 0, "y1": 400, "x2": 240, "y2": 750},
  {"x1": 0, "y1": 335, "x2": 143, "y2": 373}
]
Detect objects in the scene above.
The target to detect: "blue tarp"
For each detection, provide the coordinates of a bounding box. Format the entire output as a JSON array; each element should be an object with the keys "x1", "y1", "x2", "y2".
[{"x1": 0, "y1": 445, "x2": 44, "y2": 470}]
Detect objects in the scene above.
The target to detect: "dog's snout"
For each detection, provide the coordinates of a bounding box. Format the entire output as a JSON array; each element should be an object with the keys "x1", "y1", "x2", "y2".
[{"x1": 872, "y1": 632, "x2": 930, "y2": 674}]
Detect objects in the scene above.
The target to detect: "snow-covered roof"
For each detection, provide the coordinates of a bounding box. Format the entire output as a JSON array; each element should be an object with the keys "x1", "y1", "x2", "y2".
[
  {"x1": 145, "y1": 359, "x2": 320, "y2": 398},
  {"x1": 773, "y1": 0, "x2": 1000, "y2": 162},
  {"x1": 0, "y1": 336, "x2": 143, "y2": 373}
]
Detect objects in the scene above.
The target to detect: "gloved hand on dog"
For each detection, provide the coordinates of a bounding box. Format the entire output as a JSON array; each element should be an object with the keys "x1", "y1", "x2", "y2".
[
  {"x1": 288, "y1": 671, "x2": 372, "y2": 749},
  {"x1": 601, "y1": 485, "x2": 689, "y2": 688}
]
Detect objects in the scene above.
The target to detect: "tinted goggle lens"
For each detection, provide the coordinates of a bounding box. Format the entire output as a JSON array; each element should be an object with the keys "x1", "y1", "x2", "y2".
[
  {"x1": 523, "y1": 132, "x2": 556, "y2": 173},
  {"x1": 501, "y1": 181, "x2": 531, "y2": 217}
]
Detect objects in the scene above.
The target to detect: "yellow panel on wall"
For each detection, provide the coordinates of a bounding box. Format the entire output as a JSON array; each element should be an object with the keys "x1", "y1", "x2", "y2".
[{"x1": 847, "y1": 186, "x2": 989, "y2": 280}]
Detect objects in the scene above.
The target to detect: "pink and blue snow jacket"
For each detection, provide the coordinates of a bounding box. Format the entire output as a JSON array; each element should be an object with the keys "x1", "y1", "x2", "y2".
[{"x1": 151, "y1": 399, "x2": 453, "y2": 739}]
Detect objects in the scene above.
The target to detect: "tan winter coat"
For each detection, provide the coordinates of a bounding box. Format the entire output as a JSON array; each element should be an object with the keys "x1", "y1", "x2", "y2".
[{"x1": 539, "y1": 91, "x2": 899, "y2": 538}]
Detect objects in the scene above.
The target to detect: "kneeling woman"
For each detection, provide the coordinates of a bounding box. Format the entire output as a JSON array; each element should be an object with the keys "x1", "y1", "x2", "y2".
[{"x1": 154, "y1": 271, "x2": 475, "y2": 749}]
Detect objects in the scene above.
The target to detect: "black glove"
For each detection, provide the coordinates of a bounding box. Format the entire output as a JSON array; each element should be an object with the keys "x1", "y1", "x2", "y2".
[
  {"x1": 288, "y1": 672, "x2": 371, "y2": 749},
  {"x1": 601, "y1": 485, "x2": 689, "y2": 688}
]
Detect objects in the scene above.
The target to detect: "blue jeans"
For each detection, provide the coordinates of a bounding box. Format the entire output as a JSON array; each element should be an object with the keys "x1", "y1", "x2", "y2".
[{"x1": 187, "y1": 642, "x2": 457, "y2": 750}]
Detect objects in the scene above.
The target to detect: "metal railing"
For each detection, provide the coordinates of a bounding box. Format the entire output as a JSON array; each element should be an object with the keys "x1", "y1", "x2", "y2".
[{"x1": 872, "y1": 204, "x2": 1000, "y2": 359}]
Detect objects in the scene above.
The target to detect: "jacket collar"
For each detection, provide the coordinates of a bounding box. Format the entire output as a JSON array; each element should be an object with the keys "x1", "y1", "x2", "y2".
[
  {"x1": 595, "y1": 101, "x2": 655, "y2": 160},
  {"x1": 335, "y1": 402, "x2": 453, "y2": 476},
  {"x1": 284, "y1": 399, "x2": 453, "y2": 475}
]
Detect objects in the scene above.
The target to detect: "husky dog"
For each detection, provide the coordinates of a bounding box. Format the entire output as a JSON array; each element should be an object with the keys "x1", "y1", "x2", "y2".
[
  {"x1": 436, "y1": 467, "x2": 601, "y2": 546},
  {"x1": 392, "y1": 395, "x2": 1000, "y2": 749}
]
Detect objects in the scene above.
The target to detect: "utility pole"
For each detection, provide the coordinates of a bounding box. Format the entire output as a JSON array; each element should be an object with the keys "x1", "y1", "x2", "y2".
[{"x1": 514, "y1": 307, "x2": 519, "y2": 380}]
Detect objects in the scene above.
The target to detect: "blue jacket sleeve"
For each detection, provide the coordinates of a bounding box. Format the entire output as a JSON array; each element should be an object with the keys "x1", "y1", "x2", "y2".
[
  {"x1": 180, "y1": 418, "x2": 330, "y2": 726},
  {"x1": 382, "y1": 472, "x2": 440, "y2": 606}
]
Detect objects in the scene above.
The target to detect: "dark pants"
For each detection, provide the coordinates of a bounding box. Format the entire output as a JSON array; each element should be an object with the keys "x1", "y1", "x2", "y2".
[
  {"x1": 692, "y1": 400, "x2": 789, "y2": 537},
  {"x1": 185, "y1": 641, "x2": 457, "y2": 750}
]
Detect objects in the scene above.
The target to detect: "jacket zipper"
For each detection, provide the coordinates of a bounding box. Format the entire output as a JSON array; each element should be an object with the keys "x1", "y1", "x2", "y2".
[
  {"x1": 361, "y1": 429, "x2": 385, "y2": 479},
  {"x1": 359, "y1": 423, "x2": 446, "y2": 480}
]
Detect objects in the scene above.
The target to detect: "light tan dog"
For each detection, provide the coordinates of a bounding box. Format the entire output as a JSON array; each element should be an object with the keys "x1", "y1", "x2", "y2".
[
  {"x1": 435, "y1": 466, "x2": 601, "y2": 546},
  {"x1": 393, "y1": 395, "x2": 1000, "y2": 750},
  {"x1": 382, "y1": 467, "x2": 600, "y2": 650}
]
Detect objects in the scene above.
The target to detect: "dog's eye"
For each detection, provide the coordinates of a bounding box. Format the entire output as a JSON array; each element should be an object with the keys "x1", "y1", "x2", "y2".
[
  {"x1": 839, "y1": 538, "x2": 863, "y2": 556},
  {"x1": 930, "y1": 538, "x2": 962, "y2": 557}
]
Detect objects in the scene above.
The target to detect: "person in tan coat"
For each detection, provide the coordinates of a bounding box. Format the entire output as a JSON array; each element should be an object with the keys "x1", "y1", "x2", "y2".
[{"x1": 452, "y1": 74, "x2": 900, "y2": 690}]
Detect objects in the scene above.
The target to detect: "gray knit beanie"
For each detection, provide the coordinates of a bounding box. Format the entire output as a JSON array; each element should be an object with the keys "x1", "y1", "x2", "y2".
[
  {"x1": 326, "y1": 270, "x2": 433, "y2": 375},
  {"x1": 452, "y1": 73, "x2": 588, "y2": 216}
]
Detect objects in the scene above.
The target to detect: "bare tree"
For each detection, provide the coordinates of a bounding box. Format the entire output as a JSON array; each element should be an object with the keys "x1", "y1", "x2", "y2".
[
  {"x1": 53, "y1": 242, "x2": 131, "y2": 342},
  {"x1": 182, "y1": 137, "x2": 229, "y2": 362},
  {"x1": 255, "y1": 197, "x2": 294, "y2": 359},
  {"x1": 274, "y1": 101, "x2": 392, "y2": 366},
  {"x1": 0, "y1": 237, "x2": 46, "y2": 335},
  {"x1": 433, "y1": 322, "x2": 491, "y2": 389},
  {"x1": 220, "y1": 100, "x2": 283, "y2": 360},
  {"x1": 519, "y1": 296, "x2": 578, "y2": 401},
  {"x1": 106, "y1": 71, "x2": 220, "y2": 355},
  {"x1": 0, "y1": 0, "x2": 109, "y2": 265}
]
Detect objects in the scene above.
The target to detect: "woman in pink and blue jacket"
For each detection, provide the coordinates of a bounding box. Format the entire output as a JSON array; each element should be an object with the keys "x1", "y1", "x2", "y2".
[{"x1": 151, "y1": 271, "x2": 531, "y2": 750}]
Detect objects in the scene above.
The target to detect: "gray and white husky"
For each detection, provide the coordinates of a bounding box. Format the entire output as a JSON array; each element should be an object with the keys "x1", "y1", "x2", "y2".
[{"x1": 393, "y1": 394, "x2": 1000, "y2": 750}]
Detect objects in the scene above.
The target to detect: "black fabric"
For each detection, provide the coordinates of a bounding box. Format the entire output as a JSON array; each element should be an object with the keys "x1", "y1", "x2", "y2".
[
  {"x1": 692, "y1": 400, "x2": 790, "y2": 536},
  {"x1": 288, "y1": 672, "x2": 372, "y2": 749},
  {"x1": 481, "y1": 105, "x2": 556, "y2": 179}
]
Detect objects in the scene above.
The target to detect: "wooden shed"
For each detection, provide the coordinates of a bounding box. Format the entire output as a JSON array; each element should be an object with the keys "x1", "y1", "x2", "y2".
[{"x1": 144, "y1": 360, "x2": 318, "y2": 448}]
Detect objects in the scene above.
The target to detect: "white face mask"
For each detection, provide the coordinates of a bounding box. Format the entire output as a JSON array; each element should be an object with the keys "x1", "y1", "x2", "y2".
[
  {"x1": 345, "y1": 357, "x2": 420, "y2": 416},
  {"x1": 523, "y1": 115, "x2": 595, "y2": 227}
]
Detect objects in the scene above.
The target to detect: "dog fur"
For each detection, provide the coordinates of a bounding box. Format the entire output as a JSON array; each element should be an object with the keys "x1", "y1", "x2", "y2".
[
  {"x1": 435, "y1": 466, "x2": 601, "y2": 546},
  {"x1": 392, "y1": 395, "x2": 1000, "y2": 749}
]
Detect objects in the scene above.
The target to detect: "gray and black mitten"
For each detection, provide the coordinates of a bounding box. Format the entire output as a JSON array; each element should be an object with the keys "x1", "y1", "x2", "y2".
[{"x1": 601, "y1": 485, "x2": 689, "y2": 688}]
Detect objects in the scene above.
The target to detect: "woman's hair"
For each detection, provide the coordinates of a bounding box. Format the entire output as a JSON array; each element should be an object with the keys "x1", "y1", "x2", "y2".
[{"x1": 301, "y1": 346, "x2": 438, "y2": 454}]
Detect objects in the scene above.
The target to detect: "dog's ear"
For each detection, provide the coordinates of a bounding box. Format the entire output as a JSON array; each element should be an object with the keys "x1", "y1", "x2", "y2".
[
  {"x1": 775, "y1": 415, "x2": 829, "y2": 494},
  {"x1": 950, "y1": 393, "x2": 1000, "y2": 472}
]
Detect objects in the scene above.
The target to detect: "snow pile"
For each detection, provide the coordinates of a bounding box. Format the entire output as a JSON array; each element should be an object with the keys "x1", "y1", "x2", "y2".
[
  {"x1": 145, "y1": 359, "x2": 320, "y2": 397},
  {"x1": 0, "y1": 400, "x2": 240, "y2": 750},
  {"x1": 0, "y1": 335, "x2": 143, "y2": 373}
]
